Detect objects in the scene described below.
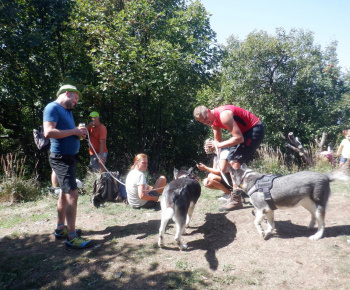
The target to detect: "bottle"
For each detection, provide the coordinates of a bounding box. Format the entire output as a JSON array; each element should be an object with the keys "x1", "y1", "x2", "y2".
[
  {"x1": 204, "y1": 139, "x2": 214, "y2": 154},
  {"x1": 78, "y1": 123, "x2": 85, "y2": 140}
]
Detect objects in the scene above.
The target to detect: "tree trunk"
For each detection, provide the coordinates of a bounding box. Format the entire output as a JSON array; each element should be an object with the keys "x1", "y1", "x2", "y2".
[{"x1": 285, "y1": 132, "x2": 313, "y2": 165}]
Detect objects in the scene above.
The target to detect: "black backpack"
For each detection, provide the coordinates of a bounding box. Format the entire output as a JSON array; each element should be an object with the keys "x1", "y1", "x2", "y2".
[
  {"x1": 33, "y1": 126, "x2": 50, "y2": 152},
  {"x1": 91, "y1": 172, "x2": 121, "y2": 207}
]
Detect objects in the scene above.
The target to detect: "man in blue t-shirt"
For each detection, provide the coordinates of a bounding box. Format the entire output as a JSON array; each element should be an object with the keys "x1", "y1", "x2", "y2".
[{"x1": 43, "y1": 84, "x2": 92, "y2": 249}]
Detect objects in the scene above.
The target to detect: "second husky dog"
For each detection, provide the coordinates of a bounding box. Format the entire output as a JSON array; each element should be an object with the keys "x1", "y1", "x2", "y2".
[
  {"x1": 231, "y1": 164, "x2": 349, "y2": 240},
  {"x1": 158, "y1": 168, "x2": 201, "y2": 250}
]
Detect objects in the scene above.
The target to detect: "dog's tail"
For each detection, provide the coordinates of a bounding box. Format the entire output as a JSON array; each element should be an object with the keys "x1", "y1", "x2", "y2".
[{"x1": 328, "y1": 160, "x2": 350, "y2": 182}]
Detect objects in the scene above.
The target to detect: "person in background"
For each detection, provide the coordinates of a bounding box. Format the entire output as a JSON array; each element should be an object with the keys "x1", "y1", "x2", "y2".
[
  {"x1": 193, "y1": 105, "x2": 265, "y2": 211},
  {"x1": 87, "y1": 111, "x2": 108, "y2": 172},
  {"x1": 336, "y1": 129, "x2": 350, "y2": 167},
  {"x1": 125, "y1": 153, "x2": 167, "y2": 209},
  {"x1": 197, "y1": 148, "x2": 232, "y2": 201},
  {"x1": 43, "y1": 84, "x2": 92, "y2": 249}
]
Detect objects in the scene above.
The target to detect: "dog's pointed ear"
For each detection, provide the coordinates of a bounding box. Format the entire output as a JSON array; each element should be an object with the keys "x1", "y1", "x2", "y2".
[{"x1": 173, "y1": 168, "x2": 179, "y2": 179}]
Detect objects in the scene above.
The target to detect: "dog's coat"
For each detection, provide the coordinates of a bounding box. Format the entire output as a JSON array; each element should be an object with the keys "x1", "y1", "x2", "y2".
[
  {"x1": 158, "y1": 168, "x2": 201, "y2": 250},
  {"x1": 231, "y1": 164, "x2": 349, "y2": 240}
]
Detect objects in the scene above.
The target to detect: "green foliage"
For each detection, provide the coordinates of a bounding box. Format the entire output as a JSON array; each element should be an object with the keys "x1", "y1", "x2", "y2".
[
  {"x1": 74, "y1": 0, "x2": 220, "y2": 173},
  {"x1": 197, "y1": 28, "x2": 350, "y2": 149},
  {"x1": 0, "y1": 154, "x2": 41, "y2": 202}
]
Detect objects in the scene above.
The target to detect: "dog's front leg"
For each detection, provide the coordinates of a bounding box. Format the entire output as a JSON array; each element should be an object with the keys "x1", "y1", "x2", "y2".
[
  {"x1": 254, "y1": 209, "x2": 266, "y2": 238},
  {"x1": 264, "y1": 210, "x2": 275, "y2": 240}
]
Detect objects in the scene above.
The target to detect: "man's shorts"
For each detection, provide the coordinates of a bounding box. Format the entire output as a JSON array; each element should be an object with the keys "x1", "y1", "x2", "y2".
[
  {"x1": 49, "y1": 153, "x2": 78, "y2": 193},
  {"x1": 90, "y1": 152, "x2": 108, "y2": 171},
  {"x1": 227, "y1": 124, "x2": 265, "y2": 165}
]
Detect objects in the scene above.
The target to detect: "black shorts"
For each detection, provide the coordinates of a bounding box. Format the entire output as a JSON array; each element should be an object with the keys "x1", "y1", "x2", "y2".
[
  {"x1": 227, "y1": 124, "x2": 265, "y2": 165},
  {"x1": 220, "y1": 172, "x2": 233, "y2": 190},
  {"x1": 49, "y1": 153, "x2": 78, "y2": 193}
]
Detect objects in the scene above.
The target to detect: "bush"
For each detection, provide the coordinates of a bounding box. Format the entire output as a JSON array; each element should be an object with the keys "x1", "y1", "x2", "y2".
[{"x1": 0, "y1": 154, "x2": 41, "y2": 202}]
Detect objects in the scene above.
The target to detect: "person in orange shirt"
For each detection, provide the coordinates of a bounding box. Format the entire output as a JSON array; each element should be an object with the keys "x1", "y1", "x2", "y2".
[{"x1": 87, "y1": 111, "x2": 108, "y2": 172}]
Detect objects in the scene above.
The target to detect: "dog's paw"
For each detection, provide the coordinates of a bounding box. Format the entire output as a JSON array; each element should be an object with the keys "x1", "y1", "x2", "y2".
[
  {"x1": 309, "y1": 233, "x2": 322, "y2": 241},
  {"x1": 158, "y1": 238, "x2": 164, "y2": 248},
  {"x1": 180, "y1": 244, "x2": 188, "y2": 251},
  {"x1": 264, "y1": 232, "x2": 272, "y2": 240}
]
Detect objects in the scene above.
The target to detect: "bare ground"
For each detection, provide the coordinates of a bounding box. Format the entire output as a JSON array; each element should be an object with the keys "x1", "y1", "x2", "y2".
[{"x1": 1, "y1": 181, "x2": 350, "y2": 289}]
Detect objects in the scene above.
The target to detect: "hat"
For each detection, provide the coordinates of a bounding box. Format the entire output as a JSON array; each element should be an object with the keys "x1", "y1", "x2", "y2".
[
  {"x1": 89, "y1": 111, "x2": 99, "y2": 118},
  {"x1": 56, "y1": 85, "x2": 82, "y2": 98}
]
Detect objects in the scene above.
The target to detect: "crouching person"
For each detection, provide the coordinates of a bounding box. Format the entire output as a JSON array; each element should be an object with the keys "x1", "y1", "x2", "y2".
[{"x1": 125, "y1": 154, "x2": 167, "y2": 209}]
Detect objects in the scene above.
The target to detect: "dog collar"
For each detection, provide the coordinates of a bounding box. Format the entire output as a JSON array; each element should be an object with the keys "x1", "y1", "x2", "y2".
[{"x1": 239, "y1": 169, "x2": 253, "y2": 188}]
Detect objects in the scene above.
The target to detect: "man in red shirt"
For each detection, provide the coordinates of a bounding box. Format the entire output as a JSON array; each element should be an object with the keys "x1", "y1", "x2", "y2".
[
  {"x1": 87, "y1": 111, "x2": 108, "y2": 172},
  {"x1": 193, "y1": 105, "x2": 265, "y2": 210}
]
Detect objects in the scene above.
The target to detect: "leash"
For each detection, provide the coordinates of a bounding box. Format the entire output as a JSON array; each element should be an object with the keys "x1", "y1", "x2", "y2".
[
  {"x1": 86, "y1": 130, "x2": 125, "y2": 186},
  {"x1": 213, "y1": 141, "x2": 234, "y2": 189},
  {"x1": 86, "y1": 130, "x2": 166, "y2": 192}
]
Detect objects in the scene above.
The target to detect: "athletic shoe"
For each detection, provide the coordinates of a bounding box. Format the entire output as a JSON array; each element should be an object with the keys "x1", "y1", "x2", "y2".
[
  {"x1": 217, "y1": 194, "x2": 230, "y2": 202},
  {"x1": 54, "y1": 227, "x2": 82, "y2": 240},
  {"x1": 66, "y1": 236, "x2": 93, "y2": 249}
]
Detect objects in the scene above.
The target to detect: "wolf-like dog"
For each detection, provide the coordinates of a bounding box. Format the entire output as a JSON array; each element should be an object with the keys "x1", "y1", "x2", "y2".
[
  {"x1": 158, "y1": 168, "x2": 201, "y2": 250},
  {"x1": 231, "y1": 164, "x2": 349, "y2": 240}
]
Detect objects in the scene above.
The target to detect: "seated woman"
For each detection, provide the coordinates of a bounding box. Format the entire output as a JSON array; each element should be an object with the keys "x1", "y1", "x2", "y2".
[
  {"x1": 197, "y1": 148, "x2": 232, "y2": 199},
  {"x1": 125, "y1": 153, "x2": 167, "y2": 209}
]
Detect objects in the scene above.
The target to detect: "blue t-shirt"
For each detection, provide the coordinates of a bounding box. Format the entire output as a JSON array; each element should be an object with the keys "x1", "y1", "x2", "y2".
[{"x1": 43, "y1": 101, "x2": 80, "y2": 155}]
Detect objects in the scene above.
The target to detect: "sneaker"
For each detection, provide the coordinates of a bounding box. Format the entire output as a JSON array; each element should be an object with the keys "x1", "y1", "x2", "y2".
[
  {"x1": 66, "y1": 236, "x2": 93, "y2": 249},
  {"x1": 218, "y1": 194, "x2": 230, "y2": 202},
  {"x1": 54, "y1": 226, "x2": 82, "y2": 240}
]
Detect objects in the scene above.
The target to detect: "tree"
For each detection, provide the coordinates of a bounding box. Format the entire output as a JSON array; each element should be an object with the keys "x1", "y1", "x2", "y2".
[
  {"x1": 197, "y1": 28, "x2": 350, "y2": 151},
  {"x1": 0, "y1": 0, "x2": 94, "y2": 179},
  {"x1": 75, "y1": 0, "x2": 220, "y2": 173}
]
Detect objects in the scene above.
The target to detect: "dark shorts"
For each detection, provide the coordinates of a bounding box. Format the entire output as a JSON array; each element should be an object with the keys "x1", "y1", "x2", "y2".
[
  {"x1": 220, "y1": 172, "x2": 233, "y2": 190},
  {"x1": 132, "y1": 191, "x2": 160, "y2": 209},
  {"x1": 49, "y1": 153, "x2": 78, "y2": 193},
  {"x1": 227, "y1": 124, "x2": 265, "y2": 165}
]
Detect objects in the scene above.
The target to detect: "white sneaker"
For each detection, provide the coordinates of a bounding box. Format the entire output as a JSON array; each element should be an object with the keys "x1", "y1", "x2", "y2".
[{"x1": 217, "y1": 194, "x2": 230, "y2": 201}]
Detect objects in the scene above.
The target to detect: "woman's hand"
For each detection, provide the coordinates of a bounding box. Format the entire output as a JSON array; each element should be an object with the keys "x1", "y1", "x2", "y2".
[{"x1": 197, "y1": 163, "x2": 207, "y2": 171}]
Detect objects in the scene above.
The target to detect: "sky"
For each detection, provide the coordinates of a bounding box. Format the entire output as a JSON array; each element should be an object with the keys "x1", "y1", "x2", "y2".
[{"x1": 199, "y1": 0, "x2": 350, "y2": 71}]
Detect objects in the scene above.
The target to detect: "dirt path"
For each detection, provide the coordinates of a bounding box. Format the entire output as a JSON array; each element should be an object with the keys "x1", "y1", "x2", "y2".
[{"x1": 1, "y1": 183, "x2": 350, "y2": 289}]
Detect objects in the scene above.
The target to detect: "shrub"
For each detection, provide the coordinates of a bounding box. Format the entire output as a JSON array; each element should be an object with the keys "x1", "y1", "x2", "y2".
[{"x1": 0, "y1": 154, "x2": 41, "y2": 202}]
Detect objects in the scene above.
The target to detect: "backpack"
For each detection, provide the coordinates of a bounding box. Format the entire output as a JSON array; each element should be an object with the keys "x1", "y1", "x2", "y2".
[
  {"x1": 91, "y1": 172, "x2": 121, "y2": 208},
  {"x1": 33, "y1": 126, "x2": 50, "y2": 152}
]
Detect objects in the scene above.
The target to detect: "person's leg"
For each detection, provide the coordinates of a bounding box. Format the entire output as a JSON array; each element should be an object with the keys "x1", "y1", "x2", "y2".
[
  {"x1": 57, "y1": 192, "x2": 66, "y2": 225},
  {"x1": 153, "y1": 176, "x2": 167, "y2": 194},
  {"x1": 52, "y1": 170, "x2": 58, "y2": 187},
  {"x1": 99, "y1": 153, "x2": 107, "y2": 172},
  {"x1": 90, "y1": 155, "x2": 100, "y2": 172},
  {"x1": 208, "y1": 174, "x2": 231, "y2": 194},
  {"x1": 65, "y1": 189, "x2": 79, "y2": 234}
]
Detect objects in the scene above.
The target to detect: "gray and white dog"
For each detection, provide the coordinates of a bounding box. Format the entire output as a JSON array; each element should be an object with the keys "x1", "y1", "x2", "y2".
[
  {"x1": 231, "y1": 163, "x2": 349, "y2": 240},
  {"x1": 158, "y1": 168, "x2": 201, "y2": 250}
]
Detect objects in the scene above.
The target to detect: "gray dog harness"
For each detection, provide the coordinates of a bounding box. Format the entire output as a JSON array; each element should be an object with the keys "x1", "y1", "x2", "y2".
[{"x1": 247, "y1": 174, "x2": 281, "y2": 210}]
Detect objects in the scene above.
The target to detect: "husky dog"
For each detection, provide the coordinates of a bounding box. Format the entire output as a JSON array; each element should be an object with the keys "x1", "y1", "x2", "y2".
[
  {"x1": 231, "y1": 164, "x2": 349, "y2": 240},
  {"x1": 158, "y1": 168, "x2": 201, "y2": 250}
]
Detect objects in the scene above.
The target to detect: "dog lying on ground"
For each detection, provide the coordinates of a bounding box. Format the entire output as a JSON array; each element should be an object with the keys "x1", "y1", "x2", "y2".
[
  {"x1": 231, "y1": 163, "x2": 349, "y2": 240},
  {"x1": 158, "y1": 168, "x2": 201, "y2": 250}
]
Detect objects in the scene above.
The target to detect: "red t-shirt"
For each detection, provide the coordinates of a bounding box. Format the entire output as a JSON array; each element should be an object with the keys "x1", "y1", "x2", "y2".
[
  {"x1": 213, "y1": 105, "x2": 259, "y2": 133},
  {"x1": 87, "y1": 124, "x2": 108, "y2": 155}
]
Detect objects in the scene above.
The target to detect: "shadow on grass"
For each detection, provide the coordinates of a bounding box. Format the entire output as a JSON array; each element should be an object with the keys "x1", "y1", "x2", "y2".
[
  {"x1": 0, "y1": 230, "x2": 212, "y2": 290},
  {"x1": 271, "y1": 220, "x2": 350, "y2": 239},
  {"x1": 0, "y1": 212, "x2": 237, "y2": 289}
]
